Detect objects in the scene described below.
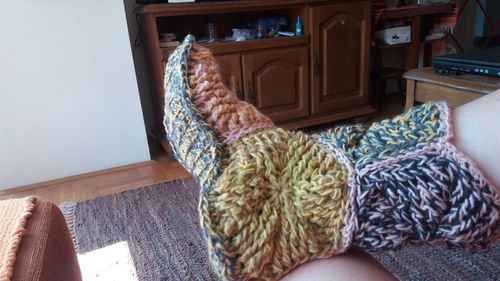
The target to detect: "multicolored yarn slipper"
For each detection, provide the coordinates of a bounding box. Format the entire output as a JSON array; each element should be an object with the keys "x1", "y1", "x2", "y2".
[{"x1": 163, "y1": 35, "x2": 500, "y2": 281}]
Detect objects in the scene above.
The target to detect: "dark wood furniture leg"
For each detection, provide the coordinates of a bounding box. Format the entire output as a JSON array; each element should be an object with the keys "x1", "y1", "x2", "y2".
[
  {"x1": 409, "y1": 15, "x2": 422, "y2": 69},
  {"x1": 396, "y1": 77, "x2": 405, "y2": 105},
  {"x1": 405, "y1": 79, "x2": 416, "y2": 111},
  {"x1": 140, "y1": 13, "x2": 171, "y2": 151}
]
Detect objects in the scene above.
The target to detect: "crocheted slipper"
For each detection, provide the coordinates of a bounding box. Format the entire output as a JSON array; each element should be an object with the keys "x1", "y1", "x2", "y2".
[{"x1": 163, "y1": 35, "x2": 500, "y2": 281}]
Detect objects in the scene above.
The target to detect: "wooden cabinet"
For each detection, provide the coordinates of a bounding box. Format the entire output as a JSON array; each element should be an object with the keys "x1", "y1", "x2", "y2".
[
  {"x1": 214, "y1": 54, "x2": 243, "y2": 100},
  {"x1": 214, "y1": 46, "x2": 309, "y2": 123},
  {"x1": 241, "y1": 47, "x2": 309, "y2": 122},
  {"x1": 310, "y1": 1, "x2": 371, "y2": 114},
  {"x1": 137, "y1": 0, "x2": 375, "y2": 152}
]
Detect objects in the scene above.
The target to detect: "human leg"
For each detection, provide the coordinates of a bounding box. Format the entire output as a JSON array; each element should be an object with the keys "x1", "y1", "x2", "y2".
[
  {"x1": 454, "y1": 88, "x2": 500, "y2": 189},
  {"x1": 279, "y1": 90, "x2": 500, "y2": 281},
  {"x1": 163, "y1": 36, "x2": 499, "y2": 281},
  {"x1": 280, "y1": 247, "x2": 397, "y2": 281}
]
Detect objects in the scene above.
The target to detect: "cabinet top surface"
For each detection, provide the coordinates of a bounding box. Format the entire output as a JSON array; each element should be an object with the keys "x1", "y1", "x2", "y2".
[
  {"x1": 404, "y1": 67, "x2": 500, "y2": 93},
  {"x1": 376, "y1": 3, "x2": 456, "y2": 20},
  {"x1": 136, "y1": 0, "x2": 367, "y2": 15}
]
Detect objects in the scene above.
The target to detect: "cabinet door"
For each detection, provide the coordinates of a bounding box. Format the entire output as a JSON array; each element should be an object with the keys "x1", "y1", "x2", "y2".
[
  {"x1": 310, "y1": 1, "x2": 370, "y2": 114},
  {"x1": 241, "y1": 47, "x2": 309, "y2": 123},
  {"x1": 214, "y1": 54, "x2": 244, "y2": 100}
]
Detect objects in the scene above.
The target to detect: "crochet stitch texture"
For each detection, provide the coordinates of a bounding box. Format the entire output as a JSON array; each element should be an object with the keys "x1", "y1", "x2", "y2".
[{"x1": 163, "y1": 35, "x2": 500, "y2": 281}]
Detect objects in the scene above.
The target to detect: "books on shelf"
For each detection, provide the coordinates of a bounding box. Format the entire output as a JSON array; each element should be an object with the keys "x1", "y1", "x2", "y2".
[
  {"x1": 159, "y1": 41, "x2": 180, "y2": 48},
  {"x1": 159, "y1": 33, "x2": 177, "y2": 41}
]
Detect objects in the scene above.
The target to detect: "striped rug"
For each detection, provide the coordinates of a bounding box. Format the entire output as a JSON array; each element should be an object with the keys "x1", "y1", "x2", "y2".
[{"x1": 60, "y1": 178, "x2": 499, "y2": 281}]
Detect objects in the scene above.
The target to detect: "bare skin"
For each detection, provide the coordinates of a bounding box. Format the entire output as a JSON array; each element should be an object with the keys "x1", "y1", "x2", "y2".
[
  {"x1": 281, "y1": 247, "x2": 398, "y2": 281},
  {"x1": 282, "y1": 89, "x2": 500, "y2": 281},
  {"x1": 454, "y1": 88, "x2": 500, "y2": 191}
]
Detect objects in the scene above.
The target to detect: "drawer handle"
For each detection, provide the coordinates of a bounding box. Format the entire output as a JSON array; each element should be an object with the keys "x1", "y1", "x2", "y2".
[
  {"x1": 236, "y1": 80, "x2": 243, "y2": 100},
  {"x1": 247, "y1": 80, "x2": 255, "y2": 104},
  {"x1": 314, "y1": 52, "x2": 320, "y2": 76}
]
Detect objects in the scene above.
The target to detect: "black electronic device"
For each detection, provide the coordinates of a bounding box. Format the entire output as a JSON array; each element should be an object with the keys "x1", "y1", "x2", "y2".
[
  {"x1": 434, "y1": 47, "x2": 500, "y2": 77},
  {"x1": 136, "y1": 0, "x2": 166, "y2": 4}
]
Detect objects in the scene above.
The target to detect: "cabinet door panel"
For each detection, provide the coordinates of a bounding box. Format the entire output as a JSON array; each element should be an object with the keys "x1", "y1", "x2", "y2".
[
  {"x1": 242, "y1": 47, "x2": 309, "y2": 123},
  {"x1": 214, "y1": 54, "x2": 243, "y2": 100},
  {"x1": 310, "y1": 1, "x2": 370, "y2": 114}
]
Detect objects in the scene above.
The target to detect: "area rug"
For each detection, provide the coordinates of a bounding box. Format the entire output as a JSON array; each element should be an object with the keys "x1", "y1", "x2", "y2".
[{"x1": 60, "y1": 178, "x2": 499, "y2": 281}]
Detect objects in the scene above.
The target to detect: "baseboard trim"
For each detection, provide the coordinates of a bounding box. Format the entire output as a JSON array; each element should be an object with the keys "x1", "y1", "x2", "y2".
[{"x1": 0, "y1": 160, "x2": 156, "y2": 196}]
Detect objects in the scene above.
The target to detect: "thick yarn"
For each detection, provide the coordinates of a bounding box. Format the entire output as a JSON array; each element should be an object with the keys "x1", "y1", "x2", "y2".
[
  {"x1": 313, "y1": 102, "x2": 500, "y2": 251},
  {"x1": 187, "y1": 44, "x2": 274, "y2": 145},
  {"x1": 163, "y1": 35, "x2": 500, "y2": 281},
  {"x1": 211, "y1": 128, "x2": 349, "y2": 280}
]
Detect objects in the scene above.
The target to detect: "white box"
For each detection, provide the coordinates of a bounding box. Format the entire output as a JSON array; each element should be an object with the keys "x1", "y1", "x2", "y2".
[{"x1": 375, "y1": 26, "x2": 412, "y2": 45}]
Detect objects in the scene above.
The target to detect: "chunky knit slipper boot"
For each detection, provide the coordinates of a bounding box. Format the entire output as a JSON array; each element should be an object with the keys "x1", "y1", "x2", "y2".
[{"x1": 163, "y1": 35, "x2": 500, "y2": 281}]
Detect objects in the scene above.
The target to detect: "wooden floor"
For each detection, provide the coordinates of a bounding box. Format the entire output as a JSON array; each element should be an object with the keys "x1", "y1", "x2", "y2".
[
  {"x1": 0, "y1": 154, "x2": 190, "y2": 205},
  {"x1": 0, "y1": 94, "x2": 404, "y2": 205}
]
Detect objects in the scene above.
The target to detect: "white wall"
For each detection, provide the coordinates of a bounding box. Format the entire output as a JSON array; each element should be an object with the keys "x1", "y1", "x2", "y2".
[{"x1": 0, "y1": 0, "x2": 151, "y2": 189}]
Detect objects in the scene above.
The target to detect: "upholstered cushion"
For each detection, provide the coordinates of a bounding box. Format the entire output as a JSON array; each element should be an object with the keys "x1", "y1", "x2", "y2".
[{"x1": 12, "y1": 199, "x2": 81, "y2": 281}]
